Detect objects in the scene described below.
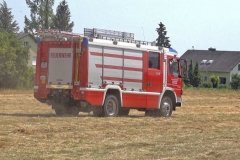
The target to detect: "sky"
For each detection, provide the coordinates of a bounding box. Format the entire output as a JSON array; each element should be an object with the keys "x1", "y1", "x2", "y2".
[{"x1": 4, "y1": 0, "x2": 240, "y2": 56}]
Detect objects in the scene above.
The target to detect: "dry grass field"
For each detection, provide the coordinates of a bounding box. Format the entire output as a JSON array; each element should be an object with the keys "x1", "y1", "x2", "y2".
[{"x1": 0, "y1": 89, "x2": 239, "y2": 160}]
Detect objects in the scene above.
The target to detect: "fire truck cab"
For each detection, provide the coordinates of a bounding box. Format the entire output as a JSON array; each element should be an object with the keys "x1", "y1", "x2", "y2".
[{"x1": 34, "y1": 28, "x2": 187, "y2": 117}]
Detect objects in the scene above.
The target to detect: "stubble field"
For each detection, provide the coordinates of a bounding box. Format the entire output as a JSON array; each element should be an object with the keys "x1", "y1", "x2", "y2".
[{"x1": 0, "y1": 89, "x2": 239, "y2": 160}]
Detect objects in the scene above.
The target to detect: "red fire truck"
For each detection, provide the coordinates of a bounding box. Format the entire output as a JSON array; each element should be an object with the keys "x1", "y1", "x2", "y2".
[{"x1": 34, "y1": 28, "x2": 187, "y2": 117}]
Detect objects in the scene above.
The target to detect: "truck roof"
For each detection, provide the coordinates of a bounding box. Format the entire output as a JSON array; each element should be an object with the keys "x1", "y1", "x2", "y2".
[
  {"x1": 87, "y1": 37, "x2": 178, "y2": 57},
  {"x1": 36, "y1": 28, "x2": 178, "y2": 57}
]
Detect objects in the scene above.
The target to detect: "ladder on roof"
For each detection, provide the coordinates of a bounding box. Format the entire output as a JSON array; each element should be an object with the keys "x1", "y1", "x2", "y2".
[
  {"x1": 36, "y1": 29, "x2": 82, "y2": 39},
  {"x1": 84, "y1": 28, "x2": 134, "y2": 40},
  {"x1": 84, "y1": 28, "x2": 155, "y2": 46}
]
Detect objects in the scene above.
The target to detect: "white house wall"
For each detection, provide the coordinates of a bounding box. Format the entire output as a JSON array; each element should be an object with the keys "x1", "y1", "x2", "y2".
[{"x1": 200, "y1": 71, "x2": 230, "y2": 85}]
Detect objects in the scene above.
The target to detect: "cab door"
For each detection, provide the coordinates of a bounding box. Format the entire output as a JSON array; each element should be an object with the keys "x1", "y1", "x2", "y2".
[
  {"x1": 167, "y1": 57, "x2": 182, "y2": 97},
  {"x1": 146, "y1": 52, "x2": 163, "y2": 108}
]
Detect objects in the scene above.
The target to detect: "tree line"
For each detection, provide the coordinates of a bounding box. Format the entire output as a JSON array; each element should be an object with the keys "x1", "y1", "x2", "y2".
[
  {"x1": 0, "y1": 1, "x2": 32, "y2": 88},
  {"x1": 0, "y1": 0, "x2": 172, "y2": 90},
  {"x1": 24, "y1": 0, "x2": 74, "y2": 35},
  {"x1": 184, "y1": 60, "x2": 240, "y2": 90},
  {"x1": 3, "y1": 0, "x2": 238, "y2": 90},
  {"x1": 0, "y1": 0, "x2": 74, "y2": 89}
]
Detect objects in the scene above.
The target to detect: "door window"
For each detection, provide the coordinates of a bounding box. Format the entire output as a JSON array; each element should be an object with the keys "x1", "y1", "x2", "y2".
[
  {"x1": 149, "y1": 52, "x2": 159, "y2": 69},
  {"x1": 169, "y1": 59, "x2": 178, "y2": 76}
]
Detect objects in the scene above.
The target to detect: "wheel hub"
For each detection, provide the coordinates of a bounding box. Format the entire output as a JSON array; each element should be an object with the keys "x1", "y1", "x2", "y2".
[
  {"x1": 106, "y1": 99, "x2": 117, "y2": 116},
  {"x1": 162, "y1": 102, "x2": 170, "y2": 116}
]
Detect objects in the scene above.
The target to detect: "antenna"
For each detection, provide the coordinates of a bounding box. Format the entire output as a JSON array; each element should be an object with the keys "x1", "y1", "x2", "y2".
[{"x1": 142, "y1": 27, "x2": 145, "y2": 41}]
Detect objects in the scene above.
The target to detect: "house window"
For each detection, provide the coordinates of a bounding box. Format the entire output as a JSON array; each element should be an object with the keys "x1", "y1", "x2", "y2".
[
  {"x1": 32, "y1": 56, "x2": 36, "y2": 66},
  {"x1": 220, "y1": 77, "x2": 226, "y2": 84},
  {"x1": 200, "y1": 60, "x2": 207, "y2": 65},
  {"x1": 204, "y1": 76, "x2": 207, "y2": 82},
  {"x1": 206, "y1": 60, "x2": 214, "y2": 65},
  {"x1": 149, "y1": 52, "x2": 159, "y2": 69},
  {"x1": 23, "y1": 41, "x2": 29, "y2": 47},
  {"x1": 238, "y1": 64, "x2": 240, "y2": 71}
]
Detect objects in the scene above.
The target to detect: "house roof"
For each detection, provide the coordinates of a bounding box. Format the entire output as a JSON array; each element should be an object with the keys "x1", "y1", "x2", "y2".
[
  {"x1": 180, "y1": 49, "x2": 240, "y2": 72},
  {"x1": 16, "y1": 32, "x2": 37, "y2": 42}
]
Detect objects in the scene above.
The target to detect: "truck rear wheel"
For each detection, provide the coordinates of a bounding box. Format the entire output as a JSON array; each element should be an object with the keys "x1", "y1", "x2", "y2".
[
  {"x1": 53, "y1": 103, "x2": 79, "y2": 116},
  {"x1": 103, "y1": 94, "x2": 119, "y2": 117},
  {"x1": 159, "y1": 96, "x2": 173, "y2": 117},
  {"x1": 93, "y1": 107, "x2": 104, "y2": 117},
  {"x1": 55, "y1": 108, "x2": 67, "y2": 116},
  {"x1": 53, "y1": 103, "x2": 68, "y2": 116},
  {"x1": 67, "y1": 106, "x2": 80, "y2": 116}
]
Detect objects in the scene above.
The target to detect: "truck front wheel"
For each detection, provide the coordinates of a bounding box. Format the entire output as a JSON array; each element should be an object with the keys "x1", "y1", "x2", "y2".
[
  {"x1": 103, "y1": 95, "x2": 119, "y2": 117},
  {"x1": 159, "y1": 96, "x2": 173, "y2": 117}
]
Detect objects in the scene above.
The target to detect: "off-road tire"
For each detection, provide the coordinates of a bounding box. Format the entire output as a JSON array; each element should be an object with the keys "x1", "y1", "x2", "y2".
[
  {"x1": 67, "y1": 106, "x2": 80, "y2": 116},
  {"x1": 93, "y1": 107, "x2": 104, "y2": 117},
  {"x1": 53, "y1": 103, "x2": 68, "y2": 116},
  {"x1": 159, "y1": 96, "x2": 173, "y2": 117},
  {"x1": 103, "y1": 94, "x2": 119, "y2": 117}
]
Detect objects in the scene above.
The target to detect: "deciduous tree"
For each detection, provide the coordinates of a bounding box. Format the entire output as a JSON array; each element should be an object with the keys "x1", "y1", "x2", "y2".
[
  {"x1": 0, "y1": 31, "x2": 33, "y2": 88},
  {"x1": 210, "y1": 74, "x2": 219, "y2": 88},
  {"x1": 24, "y1": 0, "x2": 55, "y2": 35},
  {"x1": 230, "y1": 73, "x2": 240, "y2": 90}
]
